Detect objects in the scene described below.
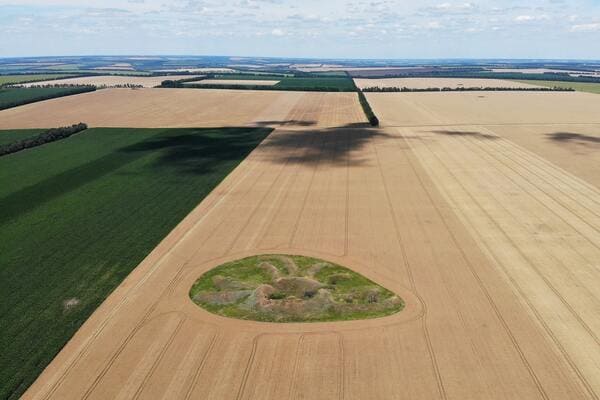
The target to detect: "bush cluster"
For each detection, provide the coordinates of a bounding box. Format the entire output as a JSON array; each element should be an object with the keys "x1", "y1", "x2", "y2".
[{"x1": 0, "y1": 123, "x2": 88, "y2": 157}]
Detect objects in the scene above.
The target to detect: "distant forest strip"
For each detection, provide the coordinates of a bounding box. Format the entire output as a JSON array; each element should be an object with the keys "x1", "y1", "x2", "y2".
[
  {"x1": 160, "y1": 74, "x2": 357, "y2": 91},
  {"x1": 0, "y1": 86, "x2": 96, "y2": 110},
  {"x1": 361, "y1": 86, "x2": 576, "y2": 92},
  {"x1": 0, "y1": 123, "x2": 88, "y2": 157},
  {"x1": 512, "y1": 80, "x2": 600, "y2": 95},
  {"x1": 160, "y1": 81, "x2": 356, "y2": 92}
]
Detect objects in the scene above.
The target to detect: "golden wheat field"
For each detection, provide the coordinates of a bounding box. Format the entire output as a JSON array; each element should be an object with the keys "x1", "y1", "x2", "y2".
[{"x1": 6, "y1": 89, "x2": 599, "y2": 399}]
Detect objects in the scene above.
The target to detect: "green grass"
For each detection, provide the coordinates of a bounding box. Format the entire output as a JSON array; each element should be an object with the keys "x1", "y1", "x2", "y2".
[
  {"x1": 0, "y1": 87, "x2": 95, "y2": 110},
  {"x1": 0, "y1": 126, "x2": 271, "y2": 400},
  {"x1": 513, "y1": 79, "x2": 600, "y2": 94},
  {"x1": 0, "y1": 129, "x2": 45, "y2": 146},
  {"x1": 0, "y1": 74, "x2": 75, "y2": 86},
  {"x1": 190, "y1": 254, "x2": 404, "y2": 323},
  {"x1": 275, "y1": 77, "x2": 355, "y2": 91}
]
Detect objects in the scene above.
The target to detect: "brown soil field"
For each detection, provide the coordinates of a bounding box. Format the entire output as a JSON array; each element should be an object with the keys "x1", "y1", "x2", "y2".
[
  {"x1": 21, "y1": 75, "x2": 202, "y2": 88},
  {"x1": 22, "y1": 91, "x2": 600, "y2": 399},
  {"x1": 354, "y1": 77, "x2": 543, "y2": 90},
  {"x1": 0, "y1": 88, "x2": 364, "y2": 129},
  {"x1": 191, "y1": 79, "x2": 280, "y2": 86}
]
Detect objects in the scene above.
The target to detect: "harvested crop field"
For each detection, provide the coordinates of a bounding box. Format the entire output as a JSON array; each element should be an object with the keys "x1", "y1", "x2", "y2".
[
  {"x1": 22, "y1": 75, "x2": 203, "y2": 88},
  {"x1": 21, "y1": 90, "x2": 600, "y2": 399},
  {"x1": 191, "y1": 79, "x2": 280, "y2": 86},
  {"x1": 0, "y1": 88, "x2": 365, "y2": 129},
  {"x1": 354, "y1": 77, "x2": 543, "y2": 90}
]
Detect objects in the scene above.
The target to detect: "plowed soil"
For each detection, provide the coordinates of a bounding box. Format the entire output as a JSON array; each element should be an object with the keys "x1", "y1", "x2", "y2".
[{"x1": 21, "y1": 90, "x2": 600, "y2": 399}]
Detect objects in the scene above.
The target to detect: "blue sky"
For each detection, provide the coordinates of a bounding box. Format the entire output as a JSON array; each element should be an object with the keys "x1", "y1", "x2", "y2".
[{"x1": 1, "y1": 0, "x2": 600, "y2": 59}]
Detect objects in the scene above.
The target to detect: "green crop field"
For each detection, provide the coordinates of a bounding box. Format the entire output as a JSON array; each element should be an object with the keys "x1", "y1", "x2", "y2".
[
  {"x1": 0, "y1": 129, "x2": 45, "y2": 146},
  {"x1": 274, "y1": 77, "x2": 355, "y2": 91},
  {"x1": 513, "y1": 79, "x2": 600, "y2": 94},
  {"x1": 0, "y1": 74, "x2": 75, "y2": 86},
  {"x1": 212, "y1": 73, "x2": 285, "y2": 80},
  {"x1": 0, "y1": 87, "x2": 95, "y2": 110},
  {"x1": 0, "y1": 126, "x2": 271, "y2": 400}
]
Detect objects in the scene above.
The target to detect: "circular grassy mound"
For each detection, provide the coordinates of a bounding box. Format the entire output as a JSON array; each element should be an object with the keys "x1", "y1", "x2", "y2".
[{"x1": 189, "y1": 254, "x2": 404, "y2": 323}]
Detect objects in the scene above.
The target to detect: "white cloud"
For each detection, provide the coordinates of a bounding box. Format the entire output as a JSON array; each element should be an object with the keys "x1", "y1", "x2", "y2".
[
  {"x1": 1, "y1": 0, "x2": 600, "y2": 58},
  {"x1": 514, "y1": 14, "x2": 549, "y2": 22},
  {"x1": 571, "y1": 23, "x2": 600, "y2": 32}
]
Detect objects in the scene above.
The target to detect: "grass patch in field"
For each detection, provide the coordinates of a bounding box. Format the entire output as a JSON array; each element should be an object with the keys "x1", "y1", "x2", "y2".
[
  {"x1": 0, "y1": 86, "x2": 95, "y2": 110},
  {"x1": 512, "y1": 79, "x2": 600, "y2": 94},
  {"x1": 190, "y1": 255, "x2": 404, "y2": 323},
  {"x1": 0, "y1": 129, "x2": 46, "y2": 146},
  {"x1": 0, "y1": 74, "x2": 76, "y2": 86},
  {"x1": 0, "y1": 126, "x2": 271, "y2": 400}
]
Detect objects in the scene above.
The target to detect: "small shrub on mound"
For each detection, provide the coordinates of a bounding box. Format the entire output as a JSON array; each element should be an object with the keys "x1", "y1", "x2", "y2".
[{"x1": 190, "y1": 255, "x2": 404, "y2": 322}]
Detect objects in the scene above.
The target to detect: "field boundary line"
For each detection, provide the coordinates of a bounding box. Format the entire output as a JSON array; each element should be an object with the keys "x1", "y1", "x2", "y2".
[
  {"x1": 36, "y1": 135, "x2": 268, "y2": 400},
  {"x1": 480, "y1": 125, "x2": 600, "y2": 205},
  {"x1": 371, "y1": 139, "x2": 447, "y2": 400},
  {"x1": 183, "y1": 332, "x2": 220, "y2": 400},
  {"x1": 397, "y1": 129, "x2": 551, "y2": 399},
  {"x1": 463, "y1": 128, "x2": 600, "y2": 248},
  {"x1": 130, "y1": 316, "x2": 187, "y2": 400},
  {"x1": 441, "y1": 132, "x2": 600, "y2": 345},
  {"x1": 407, "y1": 128, "x2": 596, "y2": 399}
]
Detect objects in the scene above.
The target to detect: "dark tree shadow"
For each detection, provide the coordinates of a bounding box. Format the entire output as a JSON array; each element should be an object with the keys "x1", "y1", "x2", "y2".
[
  {"x1": 0, "y1": 128, "x2": 271, "y2": 225},
  {"x1": 430, "y1": 130, "x2": 499, "y2": 140},
  {"x1": 260, "y1": 123, "x2": 389, "y2": 166},
  {"x1": 253, "y1": 120, "x2": 317, "y2": 127},
  {"x1": 546, "y1": 132, "x2": 600, "y2": 145},
  {"x1": 119, "y1": 127, "x2": 273, "y2": 175}
]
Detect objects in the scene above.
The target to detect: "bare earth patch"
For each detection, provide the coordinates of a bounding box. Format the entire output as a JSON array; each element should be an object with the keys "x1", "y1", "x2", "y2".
[{"x1": 190, "y1": 255, "x2": 404, "y2": 322}]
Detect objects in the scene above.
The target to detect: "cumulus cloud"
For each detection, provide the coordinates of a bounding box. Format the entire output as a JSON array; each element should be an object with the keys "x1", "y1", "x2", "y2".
[
  {"x1": 1, "y1": 0, "x2": 600, "y2": 57},
  {"x1": 571, "y1": 23, "x2": 600, "y2": 32}
]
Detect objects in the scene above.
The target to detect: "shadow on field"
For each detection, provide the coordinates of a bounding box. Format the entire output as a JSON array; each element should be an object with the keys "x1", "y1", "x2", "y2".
[
  {"x1": 546, "y1": 132, "x2": 600, "y2": 146},
  {"x1": 253, "y1": 120, "x2": 317, "y2": 127},
  {"x1": 261, "y1": 122, "x2": 388, "y2": 166},
  {"x1": 0, "y1": 128, "x2": 271, "y2": 225},
  {"x1": 430, "y1": 130, "x2": 499, "y2": 140},
  {"x1": 120, "y1": 127, "x2": 272, "y2": 175}
]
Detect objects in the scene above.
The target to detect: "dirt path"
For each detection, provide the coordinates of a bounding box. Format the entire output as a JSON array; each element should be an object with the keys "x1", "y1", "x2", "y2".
[{"x1": 23, "y1": 92, "x2": 598, "y2": 399}]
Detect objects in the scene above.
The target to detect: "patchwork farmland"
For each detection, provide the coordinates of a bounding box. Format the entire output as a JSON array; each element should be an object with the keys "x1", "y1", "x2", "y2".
[{"x1": 1, "y1": 84, "x2": 598, "y2": 400}]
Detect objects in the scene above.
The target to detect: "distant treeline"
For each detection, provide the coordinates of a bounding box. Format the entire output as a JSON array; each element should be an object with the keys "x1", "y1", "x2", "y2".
[
  {"x1": 184, "y1": 84, "x2": 353, "y2": 92},
  {"x1": 361, "y1": 86, "x2": 576, "y2": 92},
  {"x1": 0, "y1": 86, "x2": 96, "y2": 111},
  {"x1": 0, "y1": 123, "x2": 88, "y2": 157},
  {"x1": 357, "y1": 91, "x2": 379, "y2": 126},
  {"x1": 160, "y1": 81, "x2": 355, "y2": 92},
  {"x1": 24, "y1": 83, "x2": 144, "y2": 89},
  {"x1": 0, "y1": 74, "x2": 86, "y2": 88},
  {"x1": 160, "y1": 77, "x2": 208, "y2": 87}
]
